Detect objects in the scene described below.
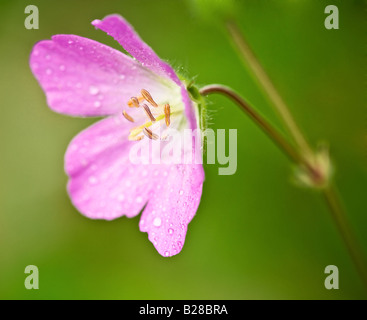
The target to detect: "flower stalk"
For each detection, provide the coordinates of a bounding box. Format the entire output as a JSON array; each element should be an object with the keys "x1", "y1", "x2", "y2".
[
  {"x1": 226, "y1": 20, "x2": 313, "y2": 158},
  {"x1": 202, "y1": 20, "x2": 367, "y2": 291},
  {"x1": 200, "y1": 84, "x2": 367, "y2": 291}
]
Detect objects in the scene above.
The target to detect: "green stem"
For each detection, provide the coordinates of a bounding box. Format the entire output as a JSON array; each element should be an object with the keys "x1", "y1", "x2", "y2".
[
  {"x1": 200, "y1": 84, "x2": 367, "y2": 292},
  {"x1": 224, "y1": 20, "x2": 367, "y2": 292},
  {"x1": 323, "y1": 186, "x2": 367, "y2": 288},
  {"x1": 199, "y1": 84, "x2": 321, "y2": 180},
  {"x1": 226, "y1": 20, "x2": 313, "y2": 157}
]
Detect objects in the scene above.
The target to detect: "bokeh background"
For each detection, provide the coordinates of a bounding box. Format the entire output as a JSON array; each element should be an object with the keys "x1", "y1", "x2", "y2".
[{"x1": 0, "y1": 0, "x2": 366, "y2": 299}]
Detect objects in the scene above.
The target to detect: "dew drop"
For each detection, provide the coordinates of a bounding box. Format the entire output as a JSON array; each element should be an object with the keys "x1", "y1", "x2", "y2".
[
  {"x1": 89, "y1": 176, "x2": 98, "y2": 184},
  {"x1": 89, "y1": 86, "x2": 99, "y2": 95},
  {"x1": 153, "y1": 217, "x2": 162, "y2": 227},
  {"x1": 136, "y1": 196, "x2": 142, "y2": 203},
  {"x1": 168, "y1": 228, "x2": 174, "y2": 235},
  {"x1": 179, "y1": 190, "x2": 184, "y2": 196},
  {"x1": 94, "y1": 101, "x2": 101, "y2": 108},
  {"x1": 164, "y1": 251, "x2": 170, "y2": 257}
]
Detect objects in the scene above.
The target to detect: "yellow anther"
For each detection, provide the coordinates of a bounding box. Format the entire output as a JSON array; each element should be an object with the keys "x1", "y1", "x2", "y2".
[
  {"x1": 143, "y1": 127, "x2": 159, "y2": 140},
  {"x1": 122, "y1": 110, "x2": 134, "y2": 122},
  {"x1": 164, "y1": 103, "x2": 171, "y2": 127},
  {"x1": 142, "y1": 104, "x2": 156, "y2": 122},
  {"x1": 127, "y1": 96, "x2": 143, "y2": 107},
  {"x1": 141, "y1": 89, "x2": 158, "y2": 107}
]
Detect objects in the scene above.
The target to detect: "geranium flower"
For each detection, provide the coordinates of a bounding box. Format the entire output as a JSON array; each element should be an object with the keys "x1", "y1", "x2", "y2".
[{"x1": 29, "y1": 14, "x2": 205, "y2": 257}]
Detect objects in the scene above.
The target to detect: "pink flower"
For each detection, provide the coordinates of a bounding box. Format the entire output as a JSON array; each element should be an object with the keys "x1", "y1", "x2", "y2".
[{"x1": 29, "y1": 15, "x2": 205, "y2": 257}]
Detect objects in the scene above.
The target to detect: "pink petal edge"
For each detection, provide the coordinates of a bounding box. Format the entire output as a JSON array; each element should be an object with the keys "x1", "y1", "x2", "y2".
[
  {"x1": 92, "y1": 15, "x2": 198, "y2": 130},
  {"x1": 30, "y1": 34, "x2": 173, "y2": 117},
  {"x1": 65, "y1": 116, "x2": 156, "y2": 220}
]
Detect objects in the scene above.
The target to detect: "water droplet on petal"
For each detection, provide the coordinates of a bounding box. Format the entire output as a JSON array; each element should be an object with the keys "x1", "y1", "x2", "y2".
[
  {"x1": 89, "y1": 86, "x2": 99, "y2": 95},
  {"x1": 94, "y1": 101, "x2": 101, "y2": 108},
  {"x1": 164, "y1": 251, "x2": 170, "y2": 257},
  {"x1": 168, "y1": 228, "x2": 174, "y2": 235},
  {"x1": 179, "y1": 190, "x2": 184, "y2": 196},
  {"x1": 136, "y1": 196, "x2": 142, "y2": 203},
  {"x1": 153, "y1": 217, "x2": 162, "y2": 227},
  {"x1": 89, "y1": 176, "x2": 98, "y2": 184}
]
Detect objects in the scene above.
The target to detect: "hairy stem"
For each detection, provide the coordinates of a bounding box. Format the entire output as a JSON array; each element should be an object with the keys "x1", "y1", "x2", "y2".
[
  {"x1": 199, "y1": 84, "x2": 319, "y2": 178},
  {"x1": 323, "y1": 186, "x2": 367, "y2": 288},
  {"x1": 226, "y1": 20, "x2": 313, "y2": 157},
  {"x1": 200, "y1": 84, "x2": 367, "y2": 291}
]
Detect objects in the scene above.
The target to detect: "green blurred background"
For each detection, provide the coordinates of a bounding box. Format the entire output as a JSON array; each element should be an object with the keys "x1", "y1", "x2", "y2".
[{"x1": 0, "y1": 0, "x2": 366, "y2": 299}]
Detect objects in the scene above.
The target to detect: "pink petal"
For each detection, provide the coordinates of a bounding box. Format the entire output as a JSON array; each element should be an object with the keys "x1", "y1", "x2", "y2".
[
  {"x1": 92, "y1": 15, "x2": 179, "y2": 83},
  {"x1": 30, "y1": 34, "x2": 174, "y2": 117},
  {"x1": 92, "y1": 15, "x2": 198, "y2": 129},
  {"x1": 65, "y1": 116, "x2": 157, "y2": 220},
  {"x1": 139, "y1": 163, "x2": 204, "y2": 257}
]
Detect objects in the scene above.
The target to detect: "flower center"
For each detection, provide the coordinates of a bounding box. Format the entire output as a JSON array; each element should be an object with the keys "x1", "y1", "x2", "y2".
[{"x1": 122, "y1": 89, "x2": 179, "y2": 141}]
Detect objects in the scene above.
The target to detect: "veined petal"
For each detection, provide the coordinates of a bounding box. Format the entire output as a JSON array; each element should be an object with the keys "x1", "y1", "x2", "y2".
[
  {"x1": 65, "y1": 116, "x2": 156, "y2": 220},
  {"x1": 139, "y1": 163, "x2": 204, "y2": 257},
  {"x1": 92, "y1": 15, "x2": 199, "y2": 130},
  {"x1": 30, "y1": 34, "x2": 176, "y2": 117}
]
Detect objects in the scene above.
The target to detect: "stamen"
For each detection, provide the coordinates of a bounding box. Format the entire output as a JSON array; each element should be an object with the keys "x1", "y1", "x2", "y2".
[
  {"x1": 131, "y1": 135, "x2": 144, "y2": 141},
  {"x1": 128, "y1": 96, "x2": 144, "y2": 107},
  {"x1": 122, "y1": 110, "x2": 134, "y2": 122},
  {"x1": 143, "y1": 127, "x2": 159, "y2": 140},
  {"x1": 164, "y1": 103, "x2": 171, "y2": 127},
  {"x1": 142, "y1": 104, "x2": 156, "y2": 122},
  {"x1": 128, "y1": 97, "x2": 140, "y2": 108},
  {"x1": 141, "y1": 89, "x2": 158, "y2": 107}
]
